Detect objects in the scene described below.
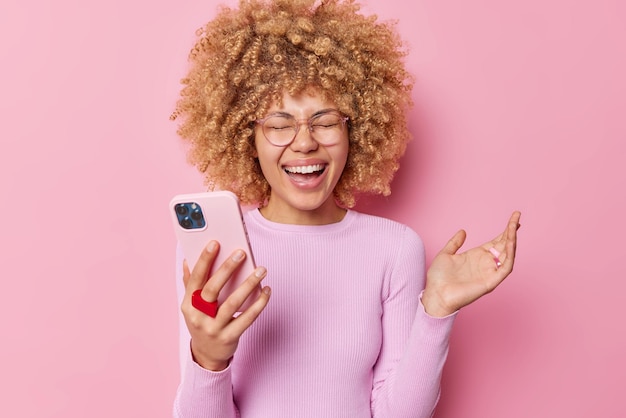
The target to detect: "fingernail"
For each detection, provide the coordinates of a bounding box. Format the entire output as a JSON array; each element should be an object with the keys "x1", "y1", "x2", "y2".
[
  {"x1": 232, "y1": 250, "x2": 244, "y2": 261},
  {"x1": 263, "y1": 287, "x2": 271, "y2": 295},
  {"x1": 206, "y1": 241, "x2": 217, "y2": 252},
  {"x1": 255, "y1": 267, "x2": 266, "y2": 278}
]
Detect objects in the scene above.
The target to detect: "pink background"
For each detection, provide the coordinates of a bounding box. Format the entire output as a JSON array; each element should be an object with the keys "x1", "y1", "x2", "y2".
[{"x1": 1, "y1": 0, "x2": 624, "y2": 416}]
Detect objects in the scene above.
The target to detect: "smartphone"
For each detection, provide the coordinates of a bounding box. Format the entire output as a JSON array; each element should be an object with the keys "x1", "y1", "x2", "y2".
[{"x1": 169, "y1": 190, "x2": 260, "y2": 312}]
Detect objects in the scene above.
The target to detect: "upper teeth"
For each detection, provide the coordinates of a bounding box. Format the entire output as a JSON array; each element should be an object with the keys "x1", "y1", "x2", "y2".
[{"x1": 285, "y1": 164, "x2": 324, "y2": 174}]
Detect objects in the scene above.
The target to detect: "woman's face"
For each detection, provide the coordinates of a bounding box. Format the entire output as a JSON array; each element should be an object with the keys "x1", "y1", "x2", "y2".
[{"x1": 254, "y1": 88, "x2": 349, "y2": 225}]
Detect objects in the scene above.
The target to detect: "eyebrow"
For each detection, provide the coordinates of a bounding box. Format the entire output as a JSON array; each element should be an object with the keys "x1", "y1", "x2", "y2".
[{"x1": 266, "y1": 108, "x2": 339, "y2": 118}]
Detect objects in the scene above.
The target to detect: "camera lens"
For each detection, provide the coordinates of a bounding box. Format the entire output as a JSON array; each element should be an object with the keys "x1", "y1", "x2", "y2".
[
  {"x1": 180, "y1": 217, "x2": 193, "y2": 229},
  {"x1": 175, "y1": 204, "x2": 188, "y2": 216},
  {"x1": 191, "y1": 209, "x2": 203, "y2": 221}
]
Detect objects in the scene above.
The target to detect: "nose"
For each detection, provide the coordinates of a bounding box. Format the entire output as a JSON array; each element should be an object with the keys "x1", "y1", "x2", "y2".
[{"x1": 289, "y1": 121, "x2": 318, "y2": 152}]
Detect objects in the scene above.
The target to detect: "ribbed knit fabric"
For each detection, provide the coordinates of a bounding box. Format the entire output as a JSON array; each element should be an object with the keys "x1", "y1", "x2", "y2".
[{"x1": 173, "y1": 209, "x2": 456, "y2": 418}]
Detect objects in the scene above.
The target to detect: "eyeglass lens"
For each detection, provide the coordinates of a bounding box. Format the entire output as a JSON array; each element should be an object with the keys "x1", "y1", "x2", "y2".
[{"x1": 262, "y1": 112, "x2": 346, "y2": 146}]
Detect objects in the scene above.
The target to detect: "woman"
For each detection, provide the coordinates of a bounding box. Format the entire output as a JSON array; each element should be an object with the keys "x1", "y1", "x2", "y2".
[{"x1": 171, "y1": 1, "x2": 521, "y2": 417}]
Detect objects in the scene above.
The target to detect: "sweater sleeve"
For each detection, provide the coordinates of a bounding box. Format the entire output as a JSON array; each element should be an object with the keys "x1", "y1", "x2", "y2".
[
  {"x1": 172, "y1": 244, "x2": 239, "y2": 418},
  {"x1": 371, "y1": 227, "x2": 457, "y2": 418},
  {"x1": 173, "y1": 360, "x2": 239, "y2": 418}
]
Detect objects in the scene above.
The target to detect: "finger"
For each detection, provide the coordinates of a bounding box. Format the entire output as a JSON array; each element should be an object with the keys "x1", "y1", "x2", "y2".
[
  {"x1": 439, "y1": 229, "x2": 467, "y2": 255},
  {"x1": 223, "y1": 269, "x2": 272, "y2": 332},
  {"x1": 186, "y1": 241, "x2": 220, "y2": 295},
  {"x1": 507, "y1": 211, "x2": 521, "y2": 249},
  {"x1": 500, "y1": 211, "x2": 521, "y2": 270},
  {"x1": 201, "y1": 249, "x2": 249, "y2": 304},
  {"x1": 486, "y1": 211, "x2": 521, "y2": 253},
  {"x1": 487, "y1": 232, "x2": 505, "y2": 250},
  {"x1": 182, "y1": 259, "x2": 191, "y2": 288},
  {"x1": 216, "y1": 266, "x2": 269, "y2": 321},
  {"x1": 226, "y1": 286, "x2": 271, "y2": 335},
  {"x1": 502, "y1": 211, "x2": 521, "y2": 249},
  {"x1": 507, "y1": 211, "x2": 522, "y2": 233}
]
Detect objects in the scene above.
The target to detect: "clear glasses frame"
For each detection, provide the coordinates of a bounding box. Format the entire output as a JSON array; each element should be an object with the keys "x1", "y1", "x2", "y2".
[{"x1": 255, "y1": 110, "x2": 349, "y2": 147}]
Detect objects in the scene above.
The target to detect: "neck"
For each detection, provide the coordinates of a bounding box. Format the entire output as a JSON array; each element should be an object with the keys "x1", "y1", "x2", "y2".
[{"x1": 259, "y1": 199, "x2": 347, "y2": 225}]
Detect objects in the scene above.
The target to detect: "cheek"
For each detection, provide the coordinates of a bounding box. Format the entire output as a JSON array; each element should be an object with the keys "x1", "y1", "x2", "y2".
[
  {"x1": 334, "y1": 140, "x2": 350, "y2": 169},
  {"x1": 254, "y1": 142, "x2": 280, "y2": 175},
  {"x1": 254, "y1": 136, "x2": 277, "y2": 170},
  {"x1": 252, "y1": 132, "x2": 262, "y2": 158}
]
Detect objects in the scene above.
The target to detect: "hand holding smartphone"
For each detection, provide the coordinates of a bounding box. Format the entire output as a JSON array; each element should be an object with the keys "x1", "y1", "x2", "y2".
[{"x1": 169, "y1": 191, "x2": 261, "y2": 313}]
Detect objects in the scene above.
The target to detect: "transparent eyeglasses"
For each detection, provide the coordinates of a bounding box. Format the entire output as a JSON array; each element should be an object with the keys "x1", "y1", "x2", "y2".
[{"x1": 256, "y1": 110, "x2": 349, "y2": 147}]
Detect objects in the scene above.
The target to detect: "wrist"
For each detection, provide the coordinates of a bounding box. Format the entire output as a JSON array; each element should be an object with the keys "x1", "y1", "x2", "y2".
[
  {"x1": 190, "y1": 343, "x2": 230, "y2": 371},
  {"x1": 195, "y1": 357, "x2": 230, "y2": 371},
  {"x1": 421, "y1": 288, "x2": 455, "y2": 317},
  {"x1": 194, "y1": 355, "x2": 230, "y2": 372}
]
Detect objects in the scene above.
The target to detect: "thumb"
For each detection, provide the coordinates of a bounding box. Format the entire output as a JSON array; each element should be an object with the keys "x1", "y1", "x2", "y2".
[{"x1": 439, "y1": 229, "x2": 467, "y2": 255}]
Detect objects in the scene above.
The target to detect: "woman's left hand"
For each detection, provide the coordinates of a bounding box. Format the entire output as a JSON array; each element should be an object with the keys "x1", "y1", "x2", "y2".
[{"x1": 422, "y1": 211, "x2": 522, "y2": 317}]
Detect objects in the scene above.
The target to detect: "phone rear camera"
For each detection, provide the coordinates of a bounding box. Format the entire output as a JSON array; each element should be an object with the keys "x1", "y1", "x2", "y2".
[
  {"x1": 175, "y1": 204, "x2": 188, "y2": 216},
  {"x1": 191, "y1": 209, "x2": 203, "y2": 221},
  {"x1": 180, "y1": 217, "x2": 193, "y2": 229}
]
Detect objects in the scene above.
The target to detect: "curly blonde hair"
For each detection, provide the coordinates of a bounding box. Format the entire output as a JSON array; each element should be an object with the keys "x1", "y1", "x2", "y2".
[{"x1": 171, "y1": 0, "x2": 414, "y2": 208}]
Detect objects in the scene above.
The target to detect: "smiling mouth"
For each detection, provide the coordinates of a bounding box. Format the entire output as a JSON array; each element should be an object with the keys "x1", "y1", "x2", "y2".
[{"x1": 283, "y1": 164, "x2": 327, "y2": 180}]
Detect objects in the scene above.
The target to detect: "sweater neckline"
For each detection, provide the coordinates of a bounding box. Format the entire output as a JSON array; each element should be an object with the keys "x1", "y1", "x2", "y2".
[{"x1": 245, "y1": 208, "x2": 357, "y2": 234}]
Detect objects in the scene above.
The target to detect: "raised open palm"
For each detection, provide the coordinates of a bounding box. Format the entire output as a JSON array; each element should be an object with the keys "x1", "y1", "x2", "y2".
[{"x1": 422, "y1": 211, "x2": 521, "y2": 317}]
